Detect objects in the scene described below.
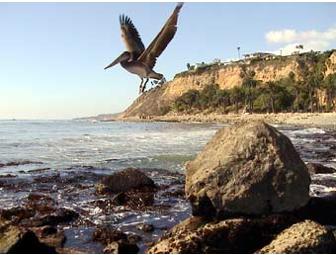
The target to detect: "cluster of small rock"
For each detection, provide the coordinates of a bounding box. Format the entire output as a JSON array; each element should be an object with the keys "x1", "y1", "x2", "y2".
[
  {"x1": 0, "y1": 168, "x2": 180, "y2": 253},
  {"x1": 148, "y1": 121, "x2": 336, "y2": 254},
  {"x1": 0, "y1": 194, "x2": 79, "y2": 253}
]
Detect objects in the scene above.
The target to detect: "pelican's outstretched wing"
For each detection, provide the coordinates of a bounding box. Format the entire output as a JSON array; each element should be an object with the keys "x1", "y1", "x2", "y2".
[
  {"x1": 119, "y1": 14, "x2": 145, "y2": 59},
  {"x1": 137, "y1": 3, "x2": 183, "y2": 69}
]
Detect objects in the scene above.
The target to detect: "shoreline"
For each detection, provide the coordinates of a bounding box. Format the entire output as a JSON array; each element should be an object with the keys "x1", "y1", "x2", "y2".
[{"x1": 117, "y1": 112, "x2": 336, "y2": 128}]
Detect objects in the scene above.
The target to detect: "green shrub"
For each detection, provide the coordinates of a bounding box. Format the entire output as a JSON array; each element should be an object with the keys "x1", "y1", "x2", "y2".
[{"x1": 173, "y1": 89, "x2": 201, "y2": 112}]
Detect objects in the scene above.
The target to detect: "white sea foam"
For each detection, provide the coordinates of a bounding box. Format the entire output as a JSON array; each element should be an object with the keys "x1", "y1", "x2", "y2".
[
  {"x1": 290, "y1": 127, "x2": 326, "y2": 135},
  {"x1": 310, "y1": 184, "x2": 336, "y2": 196}
]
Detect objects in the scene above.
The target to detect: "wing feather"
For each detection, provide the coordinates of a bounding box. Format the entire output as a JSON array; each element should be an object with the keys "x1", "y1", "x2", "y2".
[
  {"x1": 137, "y1": 3, "x2": 183, "y2": 69},
  {"x1": 119, "y1": 14, "x2": 145, "y2": 59}
]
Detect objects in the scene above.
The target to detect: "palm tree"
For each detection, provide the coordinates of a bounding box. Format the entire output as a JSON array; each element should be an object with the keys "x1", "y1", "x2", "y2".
[
  {"x1": 230, "y1": 87, "x2": 244, "y2": 113},
  {"x1": 307, "y1": 70, "x2": 324, "y2": 112},
  {"x1": 265, "y1": 81, "x2": 277, "y2": 113},
  {"x1": 240, "y1": 67, "x2": 258, "y2": 113},
  {"x1": 323, "y1": 74, "x2": 336, "y2": 111}
]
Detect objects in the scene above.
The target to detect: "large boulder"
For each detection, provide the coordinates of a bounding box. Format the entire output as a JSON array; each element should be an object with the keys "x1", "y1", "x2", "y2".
[
  {"x1": 258, "y1": 220, "x2": 336, "y2": 253},
  {"x1": 186, "y1": 120, "x2": 311, "y2": 217}
]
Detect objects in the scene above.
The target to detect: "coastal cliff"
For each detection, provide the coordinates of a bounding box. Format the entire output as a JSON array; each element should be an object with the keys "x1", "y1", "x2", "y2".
[{"x1": 120, "y1": 50, "x2": 336, "y2": 119}]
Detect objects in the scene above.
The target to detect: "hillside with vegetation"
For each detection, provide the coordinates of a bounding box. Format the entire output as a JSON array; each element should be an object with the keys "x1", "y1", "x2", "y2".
[{"x1": 120, "y1": 50, "x2": 336, "y2": 119}]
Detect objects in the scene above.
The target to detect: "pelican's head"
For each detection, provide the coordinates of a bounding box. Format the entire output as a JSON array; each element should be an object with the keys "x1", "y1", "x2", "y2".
[{"x1": 104, "y1": 51, "x2": 131, "y2": 70}]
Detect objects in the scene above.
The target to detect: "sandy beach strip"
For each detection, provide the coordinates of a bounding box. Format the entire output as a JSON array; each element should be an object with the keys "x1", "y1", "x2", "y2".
[{"x1": 119, "y1": 112, "x2": 336, "y2": 128}]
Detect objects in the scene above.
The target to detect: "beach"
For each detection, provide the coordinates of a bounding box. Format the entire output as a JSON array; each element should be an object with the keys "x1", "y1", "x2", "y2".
[{"x1": 119, "y1": 112, "x2": 336, "y2": 128}]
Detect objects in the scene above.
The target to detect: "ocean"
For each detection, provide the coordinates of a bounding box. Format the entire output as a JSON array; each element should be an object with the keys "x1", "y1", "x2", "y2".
[{"x1": 0, "y1": 120, "x2": 223, "y2": 173}]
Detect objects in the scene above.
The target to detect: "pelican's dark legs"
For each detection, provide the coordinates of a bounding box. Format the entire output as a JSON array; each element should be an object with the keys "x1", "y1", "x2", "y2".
[
  {"x1": 157, "y1": 76, "x2": 166, "y2": 86},
  {"x1": 141, "y1": 78, "x2": 149, "y2": 93},
  {"x1": 139, "y1": 78, "x2": 144, "y2": 94}
]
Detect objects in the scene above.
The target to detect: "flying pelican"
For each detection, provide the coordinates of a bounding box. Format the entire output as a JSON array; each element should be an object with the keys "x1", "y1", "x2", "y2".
[{"x1": 104, "y1": 3, "x2": 183, "y2": 94}]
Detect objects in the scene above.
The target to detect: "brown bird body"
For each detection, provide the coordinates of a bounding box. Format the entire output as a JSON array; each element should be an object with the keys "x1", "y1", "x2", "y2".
[{"x1": 105, "y1": 3, "x2": 183, "y2": 94}]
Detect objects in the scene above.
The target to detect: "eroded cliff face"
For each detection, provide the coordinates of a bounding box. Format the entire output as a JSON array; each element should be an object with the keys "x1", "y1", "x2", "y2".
[
  {"x1": 325, "y1": 51, "x2": 336, "y2": 76},
  {"x1": 163, "y1": 60, "x2": 303, "y2": 100},
  {"x1": 121, "y1": 51, "x2": 336, "y2": 118}
]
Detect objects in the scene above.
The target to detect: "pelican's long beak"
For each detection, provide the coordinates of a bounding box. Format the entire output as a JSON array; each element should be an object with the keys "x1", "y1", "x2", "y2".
[{"x1": 104, "y1": 52, "x2": 130, "y2": 70}]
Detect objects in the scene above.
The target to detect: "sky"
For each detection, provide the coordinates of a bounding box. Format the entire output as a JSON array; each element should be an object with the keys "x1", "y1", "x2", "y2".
[{"x1": 1, "y1": 2, "x2": 336, "y2": 119}]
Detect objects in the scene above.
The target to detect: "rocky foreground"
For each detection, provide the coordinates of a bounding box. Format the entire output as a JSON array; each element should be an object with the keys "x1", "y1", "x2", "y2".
[{"x1": 1, "y1": 121, "x2": 336, "y2": 253}]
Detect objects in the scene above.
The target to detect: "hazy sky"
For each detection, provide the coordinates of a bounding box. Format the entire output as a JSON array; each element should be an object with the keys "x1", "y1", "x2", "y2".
[{"x1": 1, "y1": 2, "x2": 336, "y2": 119}]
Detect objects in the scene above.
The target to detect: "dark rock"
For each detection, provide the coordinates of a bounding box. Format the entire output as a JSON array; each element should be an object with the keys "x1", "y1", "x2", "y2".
[
  {"x1": 0, "y1": 224, "x2": 56, "y2": 253},
  {"x1": 96, "y1": 168, "x2": 156, "y2": 194},
  {"x1": 35, "y1": 208, "x2": 79, "y2": 227},
  {"x1": 0, "y1": 160, "x2": 43, "y2": 168},
  {"x1": 123, "y1": 187, "x2": 155, "y2": 209},
  {"x1": 27, "y1": 168, "x2": 51, "y2": 173},
  {"x1": 137, "y1": 223, "x2": 154, "y2": 232},
  {"x1": 0, "y1": 174, "x2": 17, "y2": 178},
  {"x1": 93, "y1": 198, "x2": 117, "y2": 214},
  {"x1": 111, "y1": 193, "x2": 127, "y2": 205},
  {"x1": 93, "y1": 225, "x2": 139, "y2": 254},
  {"x1": 186, "y1": 120, "x2": 311, "y2": 217},
  {"x1": 26, "y1": 193, "x2": 57, "y2": 215},
  {"x1": 37, "y1": 226, "x2": 58, "y2": 237},
  {"x1": 161, "y1": 188, "x2": 185, "y2": 198},
  {"x1": 97, "y1": 186, "x2": 156, "y2": 210},
  {"x1": 33, "y1": 173, "x2": 61, "y2": 184},
  {"x1": 258, "y1": 220, "x2": 336, "y2": 253},
  {"x1": 0, "y1": 207, "x2": 34, "y2": 223},
  {"x1": 32, "y1": 226, "x2": 66, "y2": 248},
  {"x1": 103, "y1": 240, "x2": 139, "y2": 254},
  {"x1": 92, "y1": 225, "x2": 127, "y2": 245},
  {"x1": 295, "y1": 194, "x2": 336, "y2": 226},
  {"x1": 306, "y1": 162, "x2": 336, "y2": 174},
  {"x1": 127, "y1": 234, "x2": 142, "y2": 244}
]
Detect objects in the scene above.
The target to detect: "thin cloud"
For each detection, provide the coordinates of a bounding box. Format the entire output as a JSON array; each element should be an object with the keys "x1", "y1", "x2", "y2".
[
  {"x1": 265, "y1": 26, "x2": 336, "y2": 55},
  {"x1": 266, "y1": 26, "x2": 336, "y2": 44}
]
